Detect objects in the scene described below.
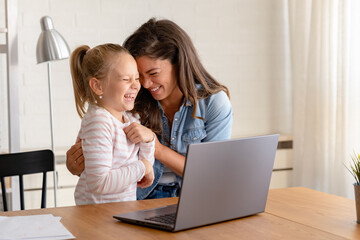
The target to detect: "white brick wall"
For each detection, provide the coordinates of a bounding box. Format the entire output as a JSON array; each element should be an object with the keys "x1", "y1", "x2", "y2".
[{"x1": 1, "y1": 0, "x2": 292, "y2": 151}]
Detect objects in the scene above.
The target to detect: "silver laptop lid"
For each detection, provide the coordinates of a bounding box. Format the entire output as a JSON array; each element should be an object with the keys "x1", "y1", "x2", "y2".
[{"x1": 174, "y1": 134, "x2": 279, "y2": 231}]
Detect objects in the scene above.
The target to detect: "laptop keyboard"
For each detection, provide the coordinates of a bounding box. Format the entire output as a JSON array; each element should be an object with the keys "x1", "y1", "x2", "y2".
[{"x1": 145, "y1": 213, "x2": 176, "y2": 224}]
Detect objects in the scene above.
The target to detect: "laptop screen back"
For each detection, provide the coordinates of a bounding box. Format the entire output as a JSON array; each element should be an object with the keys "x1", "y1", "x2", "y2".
[{"x1": 173, "y1": 134, "x2": 279, "y2": 231}]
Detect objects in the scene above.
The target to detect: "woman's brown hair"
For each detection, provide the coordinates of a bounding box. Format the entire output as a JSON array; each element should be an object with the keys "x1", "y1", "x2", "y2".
[
  {"x1": 70, "y1": 43, "x2": 129, "y2": 118},
  {"x1": 124, "y1": 18, "x2": 229, "y2": 135}
]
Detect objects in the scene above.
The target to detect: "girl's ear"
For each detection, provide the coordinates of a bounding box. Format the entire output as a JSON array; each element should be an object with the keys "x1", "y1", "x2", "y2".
[{"x1": 89, "y1": 77, "x2": 103, "y2": 96}]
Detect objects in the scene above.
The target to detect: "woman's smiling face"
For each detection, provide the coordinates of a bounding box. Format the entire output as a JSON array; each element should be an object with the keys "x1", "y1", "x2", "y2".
[{"x1": 135, "y1": 56, "x2": 180, "y2": 102}]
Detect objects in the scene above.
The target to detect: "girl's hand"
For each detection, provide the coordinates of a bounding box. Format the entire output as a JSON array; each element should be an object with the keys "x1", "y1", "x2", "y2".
[
  {"x1": 138, "y1": 158, "x2": 154, "y2": 188},
  {"x1": 66, "y1": 140, "x2": 85, "y2": 176},
  {"x1": 124, "y1": 122, "x2": 154, "y2": 143},
  {"x1": 137, "y1": 173, "x2": 154, "y2": 188}
]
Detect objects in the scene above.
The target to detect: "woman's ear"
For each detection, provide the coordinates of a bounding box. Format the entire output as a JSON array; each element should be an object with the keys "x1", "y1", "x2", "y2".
[{"x1": 89, "y1": 77, "x2": 103, "y2": 96}]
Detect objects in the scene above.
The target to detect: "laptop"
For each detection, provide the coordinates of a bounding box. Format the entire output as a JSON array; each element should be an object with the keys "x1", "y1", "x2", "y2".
[{"x1": 113, "y1": 134, "x2": 279, "y2": 232}]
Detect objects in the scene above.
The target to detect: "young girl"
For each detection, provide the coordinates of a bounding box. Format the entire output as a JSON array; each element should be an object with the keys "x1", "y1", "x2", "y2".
[{"x1": 70, "y1": 43, "x2": 155, "y2": 205}]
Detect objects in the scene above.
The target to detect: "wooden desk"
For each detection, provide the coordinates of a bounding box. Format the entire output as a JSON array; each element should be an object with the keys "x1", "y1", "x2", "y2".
[
  {"x1": 0, "y1": 187, "x2": 358, "y2": 239},
  {"x1": 266, "y1": 187, "x2": 360, "y2": 239}
]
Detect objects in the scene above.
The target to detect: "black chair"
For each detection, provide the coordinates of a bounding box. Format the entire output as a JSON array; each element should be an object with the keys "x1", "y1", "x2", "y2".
[{"x1": 0, "y1": 149, "x2": 54, "y2": 211}]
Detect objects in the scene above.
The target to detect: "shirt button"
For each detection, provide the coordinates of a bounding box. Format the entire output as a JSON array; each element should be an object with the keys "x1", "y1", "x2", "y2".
[
  {"x1": 174, "y1": 118, "x2": 178, "y2": 121},
  {"x1": 193, "y1": 137, "x2": 197, "y2": 140},
  {"x1": 171, "y1": 137, "x2": 175, "y2": 141}
]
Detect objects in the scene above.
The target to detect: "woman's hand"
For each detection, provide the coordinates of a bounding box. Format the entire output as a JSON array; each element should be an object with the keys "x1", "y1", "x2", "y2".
[
  {"x1": 124, "y1": 122, "x2": 154, "y2": 143},
  {"x1": 66, "y1": 140, "x2": 85, "y2": 176}
]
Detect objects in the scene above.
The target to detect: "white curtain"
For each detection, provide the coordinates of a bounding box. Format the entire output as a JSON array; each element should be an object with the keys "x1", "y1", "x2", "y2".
[{"x1": 288, "y1": 0, "x2": 360, "y2": 198}]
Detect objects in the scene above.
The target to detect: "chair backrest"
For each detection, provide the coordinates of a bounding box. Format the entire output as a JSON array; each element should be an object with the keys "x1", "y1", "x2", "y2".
[{"x1": 0, "y1": 149, "x2": 54, "y2": 211}]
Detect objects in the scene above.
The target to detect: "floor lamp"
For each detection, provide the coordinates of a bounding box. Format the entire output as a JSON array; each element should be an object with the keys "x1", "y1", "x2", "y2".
[{"x1": 36, "y1": 16, "x2": 70, "y2": 207}]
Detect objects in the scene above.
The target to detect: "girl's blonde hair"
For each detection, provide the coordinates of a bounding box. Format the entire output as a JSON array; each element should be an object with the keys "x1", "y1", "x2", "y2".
[{"x1": 70, "y1": 43, "x2": 129, "y2": 118}]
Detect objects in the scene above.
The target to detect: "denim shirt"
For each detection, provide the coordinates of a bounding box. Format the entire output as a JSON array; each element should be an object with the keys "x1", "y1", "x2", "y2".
[{"x1": 137, "y1": 90, "x2": 233, "y2": 200}]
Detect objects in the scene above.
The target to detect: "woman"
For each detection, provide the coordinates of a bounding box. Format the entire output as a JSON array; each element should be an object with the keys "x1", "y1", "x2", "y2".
[{"x1": 66, "y1": 18, "x2": 233, "y2": 200}]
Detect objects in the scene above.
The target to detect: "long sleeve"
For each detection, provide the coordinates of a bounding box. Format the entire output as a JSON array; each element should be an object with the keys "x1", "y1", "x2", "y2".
[
  {"x1": 81, "y1": 112, "x2": 145, "y2": 195},
  {"x1": 130, "y1": 112, "x2": 155, "y2": 165},
  {"x1": 138, "y1": 135, "x2": 155, "y2": 165},
  {"x1": 203, "y1": 91, "x2": 233, "y2": 142}
]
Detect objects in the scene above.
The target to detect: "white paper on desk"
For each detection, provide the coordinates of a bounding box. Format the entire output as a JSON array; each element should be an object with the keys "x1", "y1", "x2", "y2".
[{"x1": 0, "y1": 214, "x2": 75, "y2": 239}]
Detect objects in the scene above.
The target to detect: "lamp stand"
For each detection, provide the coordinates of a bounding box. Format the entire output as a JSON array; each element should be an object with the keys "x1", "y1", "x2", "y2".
[{"x1": 47, "y1": 62, "x2": 58, "y2": 207}]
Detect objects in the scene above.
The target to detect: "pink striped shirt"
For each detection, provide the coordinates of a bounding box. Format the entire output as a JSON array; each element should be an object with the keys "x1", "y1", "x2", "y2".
[{"x1": 74, "y1": 105, "x2": 155, "y2": 205}]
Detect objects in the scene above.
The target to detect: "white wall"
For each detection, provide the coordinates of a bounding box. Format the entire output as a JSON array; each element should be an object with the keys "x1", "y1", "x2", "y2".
[
  {"x1": 2, "y1": 0, "x2": 291, "y2": 151},
  {"x1": 1, "y1": 0, "x2": 8, "y2": 152}
]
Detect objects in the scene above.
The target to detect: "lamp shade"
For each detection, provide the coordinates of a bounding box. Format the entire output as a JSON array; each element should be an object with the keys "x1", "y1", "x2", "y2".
[{"x1": 36, "y1": 16, "x2": 70, "y2": 64}]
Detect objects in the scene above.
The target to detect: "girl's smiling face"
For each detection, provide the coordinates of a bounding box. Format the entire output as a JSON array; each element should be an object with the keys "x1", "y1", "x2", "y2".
[{"x1": 100, "y1": 52, "x2": 140, "y2": 118}]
